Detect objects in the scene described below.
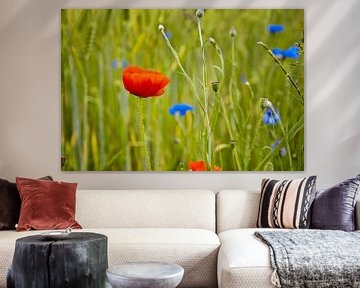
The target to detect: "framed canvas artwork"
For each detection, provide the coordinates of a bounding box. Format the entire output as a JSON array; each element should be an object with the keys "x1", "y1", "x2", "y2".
[{"x1": 61, "y1": 9, "x2": 304, "y2": 171}]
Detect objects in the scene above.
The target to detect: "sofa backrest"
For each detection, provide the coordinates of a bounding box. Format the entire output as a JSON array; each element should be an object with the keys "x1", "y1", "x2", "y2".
[
  {"x1": 76, "y1": 190, "x2": 216, "y2": 231},
  {"x1": 217, "y1": 190, "x2": 360, "y2": 232},
  {"x1": 216, "y1": 190, "x2": 260, "y2": 233}
]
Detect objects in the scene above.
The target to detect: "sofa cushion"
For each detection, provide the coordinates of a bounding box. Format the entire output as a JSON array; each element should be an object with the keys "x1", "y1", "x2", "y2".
[
  {"x1": 217, "y1": 228, "x2": 279, "y2": 288},
  {"x1": 0, "y1": 228, "x2": 219, "y2": 288},
  {"x1": 0, "y1": 176, "x2": 53, "y2": 230},
  {"x1": 76, "y1": 190, "x2": 216, "y2": 231},
  {"x1": 257, "y1": 177, "x2": 317, "y2": 228},
  {"x1": 0, "y1": 179, "x2": 20, "y2": 230},
  {"x1": 311, "y1": 174, "x2": 360, "y2": 231},
  {"x1": 216, "y1": 190, "x2": 260, "y2": 233},
  {"x1": 16, "y1": 177, "x2": 82, "y2": 231}
]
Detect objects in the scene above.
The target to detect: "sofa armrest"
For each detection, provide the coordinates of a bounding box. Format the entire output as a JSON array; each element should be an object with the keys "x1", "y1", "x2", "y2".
[{"x1": 356, "y1": 200, "x2": 360, "y2": 230}]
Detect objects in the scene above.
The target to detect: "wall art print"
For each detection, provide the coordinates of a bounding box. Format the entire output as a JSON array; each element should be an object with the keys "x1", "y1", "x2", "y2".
[{"x1": 61, "y1": 9, "x2": 304, "y2": 171}]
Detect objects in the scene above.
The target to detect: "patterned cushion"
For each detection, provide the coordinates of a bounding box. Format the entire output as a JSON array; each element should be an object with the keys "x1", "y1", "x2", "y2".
[{"x1": 257, "y1": 176, "x2": 317, "y2": 229}]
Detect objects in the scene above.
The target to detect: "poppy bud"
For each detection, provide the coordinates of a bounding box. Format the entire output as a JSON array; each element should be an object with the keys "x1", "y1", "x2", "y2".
[
  {"x1": 211, "y1": 81, "x2": 219, "y2": 93},
  {"x1": 230, "y1": 27, "x2": 237, "y2": 37},
  {"x1": 261, "y1": 98, "x2": 273, "y2": 109},
  {"x1": 209, "y1": 37, "x2": 216, "y2": 46},
  {"x1": 158, "y1": 24, "x2": 164, "y2": 33},
  {"x1": 196, "y1": 9, "x2": 205, "y2": 18}
]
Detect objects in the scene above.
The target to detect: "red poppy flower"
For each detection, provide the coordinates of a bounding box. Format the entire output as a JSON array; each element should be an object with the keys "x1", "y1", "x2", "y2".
[
  {"x1": 213, "y1": 166, "x2": 222, "y2": 171},
  {"x1": 189, "y1": 161, "x2": 206, "y2": 171},
  {"x1": 122, "y1": 66, "x2": 170, "y2": 98}
]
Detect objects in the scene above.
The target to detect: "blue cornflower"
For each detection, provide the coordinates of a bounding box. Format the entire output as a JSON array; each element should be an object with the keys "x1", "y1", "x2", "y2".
[
  {"x1": 112, "y1": 59, "x2": 129, "y2": 69},
  {"x1": 112, "y1": 60, "x2": 119, "y2": 69},
  {"x1": 165, "y1": 31, "x2": 172, "y2": 40},
  {"x1": 272, "y1": 48, "x2": 283, "y2": 57},
  {"x1": 270, "y1": 140, "x2": 286, "y2": 156},
  {"x1": 240, "y1": 74, "x2": 248, "y2": 84},
  {"x1": 121, "y1": 59, "x2": 129, "y2": 68},
  {"x1": 268, "y1": 24, "x2": 284, "y2": 33},
  {"x1": 272, "y1": 46, "x2": 299, "y2": 60},
  {"x1": 271, "y1": 139, "x2": 281, "y2": 151},
  {"x1": 281, "y1": 46, "x2": 299, "y2": 59},
  {"x1": 263, "y1": 108, "x2": 281, "y2": 125},
  {"x1": 169, "y1": 104, "x2": 193, "y2": 116}
]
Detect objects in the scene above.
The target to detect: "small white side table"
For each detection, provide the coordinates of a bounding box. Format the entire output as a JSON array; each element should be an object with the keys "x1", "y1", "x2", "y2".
[{"x1": 106, "y1": 262, "x2": 184, "y2": 288}]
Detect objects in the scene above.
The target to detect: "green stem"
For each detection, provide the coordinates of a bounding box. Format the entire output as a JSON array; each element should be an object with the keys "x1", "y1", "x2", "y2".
[
  {"x1": 198, "y1": 19, "x2": 208, "y2": 100},
  {"x1": 255, "y1": 115, "x2": 303, "y2": 171},
  {"x1": 210, "y1": 42, "x2": 225, "y2": 130},
  {"x1": 246, "y1": 81, "x2": 255, "y2": 99},
  {"x1": 211, "y1": 40, "x2": 240, "y2": 170},
  {"x1": 160, "y1": 26, "x2": 212, "y2": 168},
  {"x1": 159, "y1": 29, "x2": 205, "y2": 115},
  {"x1": 138, "y1": 98, "x2": 152, "y2": 171},
  {"x1": 265, "y1": 102, "x2": 293, "y2": 170},
  {"x1": 229, "y1": 36, "x2": 237, "y2": 109},
  {"x1": 220, "y1": 98, "x2": 241, "y2": 170},
  {"x1": 257, "y1": 41, "x2": 304, "y2": 104},
  {"x1": 278, "y1": 119, "x2": 293, "y2": 170},
  {"x1": 265, "y1": 102, "x2": 293, "y2": 169},
  {"x1": 244, "y1": 103, "x2": 263, "y2": 170},
  {"x1": 210, "y1": 92, "x2": 221, "y2": 128},
  {"x1": 197, "y1": 19, "x2": 212, "y2": 168}
]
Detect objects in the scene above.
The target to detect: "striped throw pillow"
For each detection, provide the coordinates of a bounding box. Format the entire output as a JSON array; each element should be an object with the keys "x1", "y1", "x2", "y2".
[{"x1": 257, "y1": 176, "x2": 317, "y2": 229}]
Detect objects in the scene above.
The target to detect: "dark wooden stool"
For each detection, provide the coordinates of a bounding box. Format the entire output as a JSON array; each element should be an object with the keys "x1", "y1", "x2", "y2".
[{"x1": 7, "y1": 232, "x2": 108, "y2": 288}]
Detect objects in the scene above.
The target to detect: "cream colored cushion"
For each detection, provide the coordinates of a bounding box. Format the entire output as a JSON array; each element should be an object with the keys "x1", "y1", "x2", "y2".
[
  {"x1": 76, "y1": 190, "x2": 216, "y2": 231},
  {"x1": 217, "y1": 228, "x2": 279, "y2": 288},
  {"x1": 0, "y1": 228, "x2": 220, "y2": 288},
  {"x1": 216, "y1": 190, "x2": 260, "y2": 233}
]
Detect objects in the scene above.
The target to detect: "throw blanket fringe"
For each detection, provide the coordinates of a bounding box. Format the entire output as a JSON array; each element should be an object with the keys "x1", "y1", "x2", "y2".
[{"x1": 271, "y1": 269, "x2": 281, "y2": 288}]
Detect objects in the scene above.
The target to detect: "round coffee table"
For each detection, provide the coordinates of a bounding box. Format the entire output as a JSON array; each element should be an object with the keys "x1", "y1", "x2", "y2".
[{"x1": 106, "y1": 262, "x2": 184, "y2": 288}]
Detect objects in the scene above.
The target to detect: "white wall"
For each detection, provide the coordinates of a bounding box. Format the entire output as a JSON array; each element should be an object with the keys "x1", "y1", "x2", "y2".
[{"x1": 0, "y1": 0, "x2": 359, "y2": 190}]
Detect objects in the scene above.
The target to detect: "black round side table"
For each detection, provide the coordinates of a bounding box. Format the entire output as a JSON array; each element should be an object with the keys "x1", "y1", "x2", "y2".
[{"x1": 7, "y1": 232, "x2": 108, "y2": 288}]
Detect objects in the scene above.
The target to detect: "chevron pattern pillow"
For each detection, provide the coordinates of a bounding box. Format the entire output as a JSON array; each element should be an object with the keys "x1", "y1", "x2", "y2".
[{"x1": 257, "y1": 176, "x2": 317, "y2": 229}]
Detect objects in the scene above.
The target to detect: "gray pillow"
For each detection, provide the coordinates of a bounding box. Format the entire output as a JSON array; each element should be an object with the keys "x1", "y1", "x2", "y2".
[{"x1": 311, "y1": 174, "x2": 360, "y2": 231}]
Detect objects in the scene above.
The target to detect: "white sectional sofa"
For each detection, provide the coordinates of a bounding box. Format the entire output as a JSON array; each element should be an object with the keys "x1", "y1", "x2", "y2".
[
  {"x1": 0, "y1": 190, "x2": 220, "y2": 288},
  {"x1": 216, "y1": 190, "x2": 360, "y2": 288},
  {"x1": 1, "y1": 189, "x2": 359, "y2": 288}
]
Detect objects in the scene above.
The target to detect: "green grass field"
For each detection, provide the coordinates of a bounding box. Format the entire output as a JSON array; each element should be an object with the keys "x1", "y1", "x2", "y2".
[{"x1": 61, "y1": 9, "x2": 304, "y2": 171}]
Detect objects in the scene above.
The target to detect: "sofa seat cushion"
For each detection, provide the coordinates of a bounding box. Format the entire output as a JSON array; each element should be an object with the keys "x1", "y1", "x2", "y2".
[
  {"x1": 0, "y1": 228, "x2": 219, "y2": 288},
  {"x1": 218, "y1": 228, "x2": 282, "y2": 288},
  {"x1": 102, "y1": 228, "x2": 220, "y2": 288}
]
